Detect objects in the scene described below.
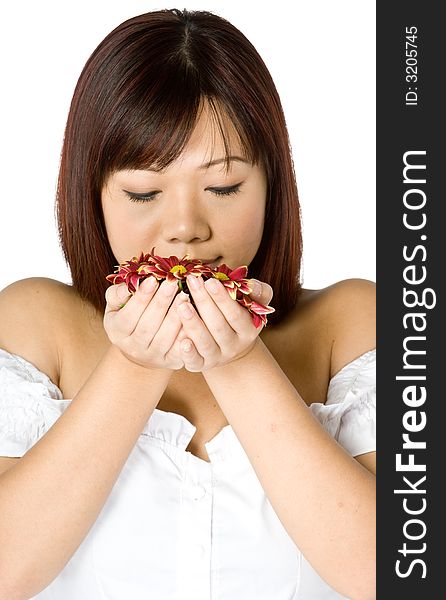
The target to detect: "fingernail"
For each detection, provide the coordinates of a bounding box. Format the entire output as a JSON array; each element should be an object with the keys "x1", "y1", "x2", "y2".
[
  {"x1": 206, "y1": 278, "x2": 220, "y2": 294},
  {"x1": 182, "y1": 339, "x2": 193, "y2": 352},
  {"x1": 118, "y1": 284, "x2": 130, "y2": 300},
  {"x1": 178, "y1": 302, "x2": 193, "y2": 318},
  {"x1": 252, "y1": 280, "x2": 262, "y2": 296},
  {"x1": 163, "y1": 279, "x2": 178, "y2": 295},
  {"x1": 140, "y1": 277, "x2": 157, "y2": 293},
  {"x1": 187, "y1": 275, "x2": 201, "y2": 290}
]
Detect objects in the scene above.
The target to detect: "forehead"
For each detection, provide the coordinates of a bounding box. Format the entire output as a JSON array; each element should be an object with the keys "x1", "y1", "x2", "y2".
[
  {"x1": 103, "y1": 97, "x2": 258, "y2": 182},
  {"x1": 179, "y1": 103, "x2": 244, "y2": 167}
]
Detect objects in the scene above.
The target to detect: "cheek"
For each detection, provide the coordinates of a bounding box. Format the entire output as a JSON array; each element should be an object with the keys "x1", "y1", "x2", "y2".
[
  {"x1": 220, "y1": 201, "x2": 265, "y2": 256},
  {"x1": 102, "y1": 203, "x2": 157, "y2": 260}
]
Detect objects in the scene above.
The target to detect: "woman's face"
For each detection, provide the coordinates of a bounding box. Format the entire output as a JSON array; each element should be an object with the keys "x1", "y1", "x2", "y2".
[{"x1": 101, "y1": 105, "x2": 267, "y2": 270}]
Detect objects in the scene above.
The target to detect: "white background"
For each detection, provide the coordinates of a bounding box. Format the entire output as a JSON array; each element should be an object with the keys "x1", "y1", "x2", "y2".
[{"x1": 0, "y1": 0, "x2": 375, "y2": 291}]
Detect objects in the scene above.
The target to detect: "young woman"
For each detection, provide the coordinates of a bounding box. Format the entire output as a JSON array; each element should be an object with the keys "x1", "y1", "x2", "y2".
[{"x1": 0, "y1": 9, "x2": 376, "y2": 600}]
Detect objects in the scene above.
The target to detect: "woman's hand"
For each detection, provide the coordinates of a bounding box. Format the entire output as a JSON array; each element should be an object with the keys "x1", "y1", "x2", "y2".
[
  {"x1": 103, "y1": 277, "x2": 190, "y2": 371},
  {"x1": 173, "y1": 275, "x2": 273, "y2": 372},
  {"x1": 246, "y1": 278, "x2": 274, "y2": 307}
]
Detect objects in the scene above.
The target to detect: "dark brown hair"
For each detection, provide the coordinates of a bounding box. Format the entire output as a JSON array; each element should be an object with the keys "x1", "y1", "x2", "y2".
[{"x1": 56, "y1": 8, "x2": 303, "y2": 325}]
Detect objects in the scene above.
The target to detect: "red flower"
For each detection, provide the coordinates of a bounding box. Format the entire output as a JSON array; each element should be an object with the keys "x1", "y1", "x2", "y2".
[
  {"x1": 105, "y1": 251, "x2": 152, "y2": 294},
  {"x1": 237, "y1": 292, "x2": 275, "y2": 329},
  {"x1": 106, "y1": 250, "x2": 275, "y2": 327},
  {"x1": 145, "y1": 249, "x2": 211, "y2": 291},
  {"x1": 207, "y1": 263, "x2": 252, "y2": 300}
]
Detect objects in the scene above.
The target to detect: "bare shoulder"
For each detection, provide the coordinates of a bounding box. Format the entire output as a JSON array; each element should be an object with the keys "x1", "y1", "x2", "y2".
[
  {"x1": 283, "y1": 280, "x2": 376, "y2": 472},
  {"x1": 292, "y1": 279, "x2": 375, "y2": 377},
  {"x1": 0, "y1": 277, "x2": 79, "y2": 387},
  {"x1": 317, "y1": 278, "x2": 376, "y2": 378}
]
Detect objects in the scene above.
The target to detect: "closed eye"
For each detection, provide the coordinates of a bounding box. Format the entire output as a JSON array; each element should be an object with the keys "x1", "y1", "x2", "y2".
[
  {"x1": 207, "y1": 183, "x2": 243, "y2": 196},
  {"x1": 124, "y1": 190, "x2": 160, "y2": 203},
  {"x1": 124, "y1": 183, "x2": 243, "y2": 203}
]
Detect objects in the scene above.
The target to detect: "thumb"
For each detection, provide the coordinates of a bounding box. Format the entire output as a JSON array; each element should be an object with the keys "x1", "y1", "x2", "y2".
[
  {"x1": 105, "y1": 283, "x2": 131, "y2": 313},
  {"x1": 248, "y1": 279, "x2": 273, "y2": 306}
]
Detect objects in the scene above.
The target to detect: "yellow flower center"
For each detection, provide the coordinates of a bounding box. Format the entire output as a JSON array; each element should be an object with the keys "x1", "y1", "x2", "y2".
[
  {"x1": 170, "y1": 265, "x2": 187, "y2": 275},
  {"x1": 214, "y1": 272, "x2": 230, "y2": 281}
]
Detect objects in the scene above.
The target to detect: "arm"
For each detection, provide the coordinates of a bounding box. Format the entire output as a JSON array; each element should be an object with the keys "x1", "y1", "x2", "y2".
[
  {"x1": 0, "y1": 277, "x2": 186, "y2": 599},
  {"x1": 178, "y1": 276, "x2": 376, "y2": 600},
  {"x1": 202, "y1": 338, "x2": 375, "y2": 600},
  {"x1": 0, "y1": 345, "x2": 173, "y2": 599}
]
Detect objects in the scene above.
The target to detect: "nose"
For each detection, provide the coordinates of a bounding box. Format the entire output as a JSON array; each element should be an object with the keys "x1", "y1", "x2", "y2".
[{"x1": 161, "y1": 191, "x2": 211, "y2": 244}]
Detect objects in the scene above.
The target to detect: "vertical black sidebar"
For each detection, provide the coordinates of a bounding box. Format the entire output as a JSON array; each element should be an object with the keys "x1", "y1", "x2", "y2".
[{"x1": 377, "y1": 1, "x2": 444, "y2": 597}]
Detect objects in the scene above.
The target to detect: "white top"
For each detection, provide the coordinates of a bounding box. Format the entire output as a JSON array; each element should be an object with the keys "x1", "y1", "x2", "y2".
[{"x1": 0, "y1": 347, "x2": 376, "y2": 600}]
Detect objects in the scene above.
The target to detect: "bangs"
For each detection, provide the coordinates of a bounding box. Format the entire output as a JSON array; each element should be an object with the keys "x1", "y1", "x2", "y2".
[{"x1": 100, "y1": 90, "x2": 260, "y2": 180}]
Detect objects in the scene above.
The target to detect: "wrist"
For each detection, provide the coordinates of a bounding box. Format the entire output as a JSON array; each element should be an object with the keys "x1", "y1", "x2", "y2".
[
  {"x1": 203, "y1": 336, "x2": 264, "y2": 375},
  {"x1": 107, "y1": 344, "x2": 175, "y2": 378}
]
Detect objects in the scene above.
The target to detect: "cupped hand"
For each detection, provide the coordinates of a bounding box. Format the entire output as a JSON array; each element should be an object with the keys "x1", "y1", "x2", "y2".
[
  {"x1": 103, "y1": 277, "x2": 191, "y2": 371},
  {"x1": 172, "y1": 275, "x2": 273, "y2": 372}
]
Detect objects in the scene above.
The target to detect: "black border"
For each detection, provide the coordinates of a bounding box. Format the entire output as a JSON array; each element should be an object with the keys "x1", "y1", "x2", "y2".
[{"x1": 377, "y1": 1, "x2": 444, "y2": 595}]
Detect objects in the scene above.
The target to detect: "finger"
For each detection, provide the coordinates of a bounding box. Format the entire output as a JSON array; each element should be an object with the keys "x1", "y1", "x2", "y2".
[
  {"x1": 104, "y1": 277, "x2": 159, "y2": 319},
  {"x1": 105, "y1": 277, "x2": 161, "y2": 335},
  {"x1": 164, "y1": 341, "x2": 185, "y2": 370},
  {"x1": 150, "y1": 291, "x2": 190, "y2": 356},
  {"x1": 176, "y1": 299, "x2": 220, "y2": 362},
  {"x1": 104, "y1": 282, "x2": 133, "y2": 314},
  {"x1": 176, "y1": 326, "x2": 189, "y2": 342},
  {"x1": 201, "y1": 276, "x2": 253, "y2": 339},
  {"x1": 185, "y1": 275, "x2": 238, "y2": 347},
  {"x1": 248, "y1": 279, "x2": 273, "y2": 307},
  {"x1": 164, "y1": 328, "x2": 192, "y2": 367},
  {"x1": 179, "y1": 337, "x2": 204, "y2": 372},
  {"x1": 129, "y1": 279, "x2": 179, "y2": 342}
]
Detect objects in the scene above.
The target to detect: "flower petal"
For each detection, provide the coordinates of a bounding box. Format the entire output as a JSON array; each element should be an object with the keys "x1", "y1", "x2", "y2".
[{"x1": 229, "y1": 265, "x2": 248, "y2": 280}]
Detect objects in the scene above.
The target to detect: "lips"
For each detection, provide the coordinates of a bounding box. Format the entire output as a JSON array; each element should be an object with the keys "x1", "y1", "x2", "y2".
[{"x1": 195, "y1": 256, "x2": 221, "y2": 267}]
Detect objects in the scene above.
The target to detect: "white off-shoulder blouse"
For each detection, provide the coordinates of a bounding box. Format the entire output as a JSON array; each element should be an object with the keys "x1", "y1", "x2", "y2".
[{"x1": 0, "y1": 347, "x2": 376, "y2": 600}]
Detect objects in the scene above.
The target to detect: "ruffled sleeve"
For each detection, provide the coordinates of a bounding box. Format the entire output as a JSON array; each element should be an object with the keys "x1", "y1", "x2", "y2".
[
  {"x1": 0, "y1": 348, "x2": 70, "y2": 458},
  {"x1": 309, "y1": 349, "x2": 376, "y2": 457}
]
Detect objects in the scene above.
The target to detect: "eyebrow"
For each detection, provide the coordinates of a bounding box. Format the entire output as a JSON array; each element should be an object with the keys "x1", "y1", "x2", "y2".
[
  {"x1": 142, "y1": 156, "x2": 251, "y2": 172},
  {"x1": 199, "y1": 156, "x2": 250, "y2": 170}
]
